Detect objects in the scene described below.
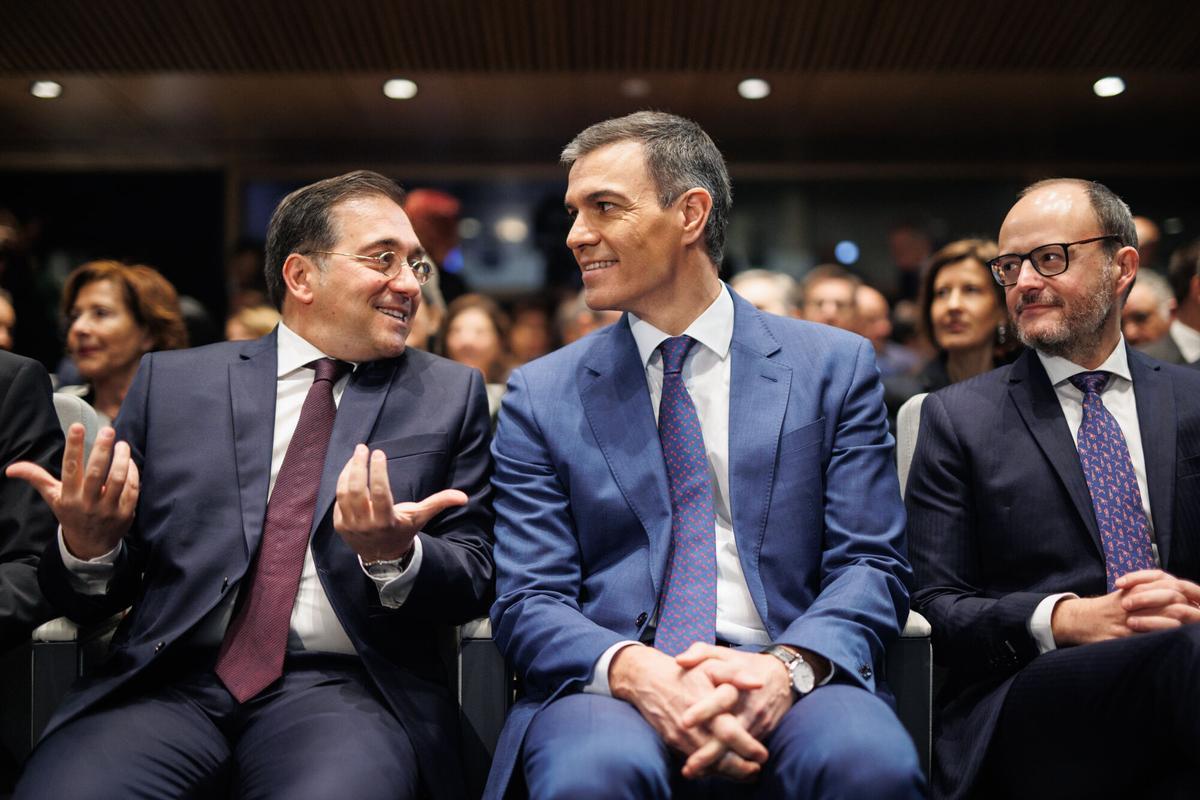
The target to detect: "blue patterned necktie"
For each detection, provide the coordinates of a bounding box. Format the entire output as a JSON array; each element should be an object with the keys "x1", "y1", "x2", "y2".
[
  {"x1": 653, "y1": 336, "x2": 717, "y2": 656},
  {"x1": 1069, "y1": 371, "x2": 1156, "y2": 592}
]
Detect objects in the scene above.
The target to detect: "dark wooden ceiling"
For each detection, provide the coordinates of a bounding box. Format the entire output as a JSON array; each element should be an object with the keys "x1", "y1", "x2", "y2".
[{"x1": 2, "y1": 0, "x2": 1198, "y2": 171}]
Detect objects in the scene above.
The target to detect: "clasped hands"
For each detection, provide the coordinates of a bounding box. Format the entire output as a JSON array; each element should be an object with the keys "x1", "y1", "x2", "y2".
[
  {"x1": 1052, "y1": 569, "x2": 1200, "y2": 646},
  {"x1": 610, "y1": 641, "x2": 806, "y2": 782}
]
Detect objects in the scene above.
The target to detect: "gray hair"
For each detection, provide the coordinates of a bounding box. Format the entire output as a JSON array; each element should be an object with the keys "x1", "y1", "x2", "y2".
[
  {"x1": 1131, "y1": 269, "x2": 1175, "y2": 319},
  {"x1": 561, "y1": 111, "x2": 732, "y2": 266},
  {"x1": 1019, "y1": 178, "x2": 1138, "y2": 259},
  {"x1": 264, "y1": 170, "x2": 407, "y2": 309},
  {"x1": 730, "y1": 269, "x2": 798, "y2": 314}
]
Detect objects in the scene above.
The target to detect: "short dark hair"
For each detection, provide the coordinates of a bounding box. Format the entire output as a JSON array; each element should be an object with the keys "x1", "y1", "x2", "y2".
[
  {"x1": 264, "y1": 170, "x2": 406, "y2": 309},
  {"x1": 561, "y1": 111, "x2": 732, "y2": 266},
  {"x1": 1166, "y1": 238, "x2": 1200, "y2": 305},
  {"x1": 1019, "y1": 178, "x2": 1138, "y2": 259}
]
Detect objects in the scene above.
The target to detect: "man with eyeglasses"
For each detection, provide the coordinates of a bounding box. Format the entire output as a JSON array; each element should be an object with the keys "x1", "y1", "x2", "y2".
[
  {"x1": 906, "y1": 178, "x2": 1200, "y2": 799},
  {"x1": 8, "y1": 171, "x2": 495, "y2": 799}
]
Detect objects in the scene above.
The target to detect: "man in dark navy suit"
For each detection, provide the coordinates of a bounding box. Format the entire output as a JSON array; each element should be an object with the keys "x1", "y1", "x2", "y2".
[
  {"x1": 907, "y1": 178, "x2": 1200, "y2": 799},
  {"x1": 8, "y1": 171, "x2": 494, "y2": 800}
]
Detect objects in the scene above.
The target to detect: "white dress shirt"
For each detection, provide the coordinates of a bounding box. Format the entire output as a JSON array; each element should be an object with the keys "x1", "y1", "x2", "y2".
[
  {"x1": 587, "y1": 287, "x2": 771, "y2": 694},
  {"x1": 1169, "y1": 319, "x2": 1200, "y2": 364},
  {"x1": 60, "y1": 322, "x2": 422, "y2": 654},
  {"x1": 1028, "y1": 337, "x2": 1158, "y2": 653}
]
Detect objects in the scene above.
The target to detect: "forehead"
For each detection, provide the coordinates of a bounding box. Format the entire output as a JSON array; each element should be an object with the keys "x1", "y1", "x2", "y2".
[
  {"x1": 75, "y1": 278, "x2": 123, "y2": 304},
  {"x1": 998, "y1": 183, "x2": 1096, "y2": 250},
  {"x1": 935, "y1": 258, "x2": 990, "y2": 286},
  {"x1": 565, "y1": 139, "x2": 655, "y2": 203},
  {"x1": 808, "y1": 278, "x2": 856, "y2": 298},
  {"x1": 329, "y1": 193, "x2": 420, "y2": 250}
]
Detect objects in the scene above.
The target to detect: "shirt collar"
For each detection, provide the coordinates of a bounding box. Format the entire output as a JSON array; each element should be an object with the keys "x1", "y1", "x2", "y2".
[
  {"x1": 1037, "y1": 335, "x2": 1132, "y2": 388},
  {"x1": 1170, "y1": 318, "x2": 1200, "y2": 362},
  {"x1": 275, "y1": 321, "x2": 358, "y2": 378},
  {"x1": 628, "y1": 285, "x2": 734, "y2": 368}
]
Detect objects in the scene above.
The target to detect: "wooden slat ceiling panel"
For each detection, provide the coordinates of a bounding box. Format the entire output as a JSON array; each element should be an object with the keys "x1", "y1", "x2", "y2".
[{"x1": 2, "y1": 0, "x2": 1198, "y2": 74}]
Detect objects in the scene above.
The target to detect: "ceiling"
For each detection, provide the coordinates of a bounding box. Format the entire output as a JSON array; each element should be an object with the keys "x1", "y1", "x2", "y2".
[{"x1": 2, "y1": 0, "x2": 1199, "y2": 174}]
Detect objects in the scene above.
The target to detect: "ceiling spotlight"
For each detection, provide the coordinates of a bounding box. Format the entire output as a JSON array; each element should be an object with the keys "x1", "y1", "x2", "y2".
[
  {"x1": 620, "y1": 78, "x2": 651, "y2": 98},
  {"x1": 383, "y1": 79, "x2": 418, "y2": 100},
  {"x1": 494, "y1": 216, "x2": 529, "y2": 244},
  {"x1": 737, "y1": 78, "x2": 771, "y2": 100},
  {"x1": 30, "y1": 80, "x2": 63, "y2": 99},
  {"x1": 1092, "y1": 76, "x2": 1125, "y2": 98}
]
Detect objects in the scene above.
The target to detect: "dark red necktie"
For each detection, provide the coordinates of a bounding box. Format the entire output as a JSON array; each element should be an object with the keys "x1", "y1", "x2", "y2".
[{"x1": 216, "y1": 357, "x2": 348, "y2": 702}]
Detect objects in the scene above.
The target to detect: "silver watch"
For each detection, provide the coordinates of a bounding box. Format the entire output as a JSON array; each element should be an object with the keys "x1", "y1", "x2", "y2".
[{"x1": 763, "y1": 644, "x2": 816, "y2": 696}]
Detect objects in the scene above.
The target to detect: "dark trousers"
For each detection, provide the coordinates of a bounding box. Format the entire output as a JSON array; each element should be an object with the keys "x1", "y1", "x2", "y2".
[
  {"x1": 980, "y1": 624, "x2": 1200, "y2": 800},
  {"x1": 15, "y1": 653, "x2": 419, "y2": 800}
]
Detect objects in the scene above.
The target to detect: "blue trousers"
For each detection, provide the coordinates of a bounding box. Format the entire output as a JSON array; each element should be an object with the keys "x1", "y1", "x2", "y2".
[
  {"x1": 16, "y1": 657, "x2": 419, "y2": 800},
  {"x1": 523, "y1": 684, "x2": 926, "y2": 799}
]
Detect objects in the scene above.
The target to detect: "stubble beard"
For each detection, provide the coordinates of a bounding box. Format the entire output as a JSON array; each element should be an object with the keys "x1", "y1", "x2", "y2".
[{"x1": 1014, "y1": 261, "x2": 1118, "y2": 364}]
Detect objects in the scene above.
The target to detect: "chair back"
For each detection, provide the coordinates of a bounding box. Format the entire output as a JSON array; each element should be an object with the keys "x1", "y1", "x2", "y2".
[
  {"x1": 52, "y1": 393, "x2": 101, "y2": 458},
  {"x1": 895, "y1": 393, "x2": 927, "y2": 498}
]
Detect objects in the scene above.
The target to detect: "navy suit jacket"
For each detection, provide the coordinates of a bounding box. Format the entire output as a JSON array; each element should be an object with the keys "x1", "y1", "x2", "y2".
[
  {"x1": 906, "y1": 347, "x2": 1200, "y2": 799},
  {"x1": 37, "y1": 333, "x2": 495, "y2": 800},
  {"x1": 485, "y1": 291, "x2": 912, "y2": 797}
]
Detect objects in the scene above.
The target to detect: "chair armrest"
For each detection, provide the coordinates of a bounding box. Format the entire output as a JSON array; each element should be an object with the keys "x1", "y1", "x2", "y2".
[
  {"x1": 31, "y1": 613, "x2": 123, "y2": 644},
  {"x1": 900, "y1": 610, "x2": 931, "y2": 638},
  {"x1": 460, "y1": 616, "x2": 493, "y2": 640}
]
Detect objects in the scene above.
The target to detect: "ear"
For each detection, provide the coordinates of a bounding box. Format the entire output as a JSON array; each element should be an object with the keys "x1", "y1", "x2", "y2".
[
  {"x1": 281, "y1": 253, "x2": 318, "y2": 307},
  {"x1": 1112, "y1": 244, "x2": 1138, "y2": 298},
  {"x1": 677, "y1": 188, "x2": 713, "y2": 250}
]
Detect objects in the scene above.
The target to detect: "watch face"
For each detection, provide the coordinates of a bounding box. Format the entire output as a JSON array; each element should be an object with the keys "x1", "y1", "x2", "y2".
[{"x1": 792, "y1": 658, "x2": 816, "y2": 694}]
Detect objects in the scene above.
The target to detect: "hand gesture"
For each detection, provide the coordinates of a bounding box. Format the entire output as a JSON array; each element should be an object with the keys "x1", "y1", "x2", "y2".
[{"x1": 5, "y1": 424, "x2": 138, "y2": 559}]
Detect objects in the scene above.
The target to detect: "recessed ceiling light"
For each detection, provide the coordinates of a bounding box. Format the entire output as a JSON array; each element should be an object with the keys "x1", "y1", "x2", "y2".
[
  {"x1": 621, "y1": 78, "x2": 651, "y2": 98},
  {"x1": 494, "y1": 216, "x2": 529, "y2": 244},
  {"x1": 30, "y1": 80, "x2": 63, "y2": 99},
  {"x1": 737, "y1": 78, "x2": 771, "y2": 100},
  {"x1": 1092, "y1": 76, "x2": 1125, "y2": 98},
  {"x1": 383, "y1": 79, "x2": 418, "y2": 100}
]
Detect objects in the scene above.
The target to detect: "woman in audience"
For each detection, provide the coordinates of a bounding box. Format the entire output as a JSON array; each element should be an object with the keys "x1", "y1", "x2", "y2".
[
  {"x1": 224, "y1": 304, "x2": 280, "y2": 341},
  {"x1": 441, "y1": 293, "x2": 512, "y2": 420},
  {"x1": 886, "y1": 238, "x2": 1019, "y2": 413},
  {"x1": 58, "y1": 260, "x2": 187, "y2": 424}
]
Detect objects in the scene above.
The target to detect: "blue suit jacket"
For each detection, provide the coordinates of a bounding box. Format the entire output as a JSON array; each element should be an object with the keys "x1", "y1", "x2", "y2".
[
  {"x1": 906, "y1": 347, "x2": 1200, "y2": 799},
  {"x1": 37, "y1": 333, "x2": 495, "y2": 800},
  {"x1": 485, "y1": 292, "x2": 912, "y2": 796}
]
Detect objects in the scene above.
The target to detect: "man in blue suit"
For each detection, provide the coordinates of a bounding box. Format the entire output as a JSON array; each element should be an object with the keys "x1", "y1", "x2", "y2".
[
  {"x1": 486, "y1": 112, "x2": 922, "y2": 799},
  {"x1": 907, "y1": 179, "x2": 1200, "y2": 799},
  {"x1": 8, "y1": 171, "x2": 494, "y2": 799}
]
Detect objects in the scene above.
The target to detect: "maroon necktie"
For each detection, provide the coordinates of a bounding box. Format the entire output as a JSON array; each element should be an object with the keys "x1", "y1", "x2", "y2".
[{"x1": 216, "y1": 357, "x2": 348, "y2": 702}]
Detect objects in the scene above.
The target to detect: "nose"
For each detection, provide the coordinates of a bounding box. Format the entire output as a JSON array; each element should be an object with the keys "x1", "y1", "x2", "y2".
[
  {"x1": 566, "y1": 213, "x2": 598, "y2": 252},
  {"x1": 386, "y1": 265, "x2": 421, "y2": 298},
  {"x1": 1012, "y1": 257, "x2": 1045, "y2": 293}
]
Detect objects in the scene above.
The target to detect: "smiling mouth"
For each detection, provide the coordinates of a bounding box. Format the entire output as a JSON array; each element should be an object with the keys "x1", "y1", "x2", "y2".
[
  {"x1": 378, "y1": 308, "x2": 410, "y2": 323},
  {"x1": 582, "y1": 260, "x2": 617, "y2": 272}
]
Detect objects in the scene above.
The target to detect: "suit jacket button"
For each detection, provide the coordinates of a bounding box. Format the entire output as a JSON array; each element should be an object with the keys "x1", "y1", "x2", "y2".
[
  {"x1": 636, "y1": 612, "x2": 648, "y2": 627},
  {"x1": 154, "y1": 641, "x2": 165, "y2": 653},
  {"x1": 858, "y1": 664, "x2": 872, "y2": 680}
]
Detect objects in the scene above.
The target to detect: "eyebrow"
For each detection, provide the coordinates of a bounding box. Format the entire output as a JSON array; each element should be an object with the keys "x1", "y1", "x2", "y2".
[
  {"x1": 564, "y1": 189, "x2": 630, "y2": 213},
  {"x1": 359, "y1": 238, "x2": 428, "y2": 260}
]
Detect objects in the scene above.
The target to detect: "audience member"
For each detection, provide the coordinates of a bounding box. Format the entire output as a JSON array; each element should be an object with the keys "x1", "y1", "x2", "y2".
[
  {"x1": 486, "y1": 111, "x2": 921, "y2": 799},
  {"x1": 0, "y1": 351, "x2": 61, "y2": 650},
  {"x1": 1133, "y1": 215, "x2": 1161, "y2": 270},
  {"x1": 225, "y1": 304, "x2": 281, "y2": 341},
  {"x1": 1143, "y1": 238, "x2": 1200, "y2": 365},
  {"x1": 8, "y1": 171, "x2": 495, "y2": 800},
  {"x1": 555, "y1": 288, "x2": 620, "y2": 345},
  {"x1": 58, "y1": 260, "x2": 187, "y2": 424},
  {"x1": 1121, "y1": 269, "x2": 1174, "y2": 348},
  {"x1": 906, "y1": 178, "x2": 1200, "y2": 799},
  {"x1": 407, "y1": 264, "x2": 448, "y2": 353},
  {"x1": 404, "y1": 188, "x2": 468, "y2": 304},
  {"x1": 798, "y1": 264, "x2": 861, "y2": 331},
  {"x1": 856, "y1": 284, "x2": 922, "y2": 377},
  {"x1": 0, "y1": 288, "x2": 15, "y2": 351},
  {"x1": 506, "y1": 298, "x2": 556, "y2": 365},
  {"x1": 442, "y1": 293, "x2": 512, "y2": 420},
  {"x1": 728, "y1": 268, "x2": 798, "y2": 316}
]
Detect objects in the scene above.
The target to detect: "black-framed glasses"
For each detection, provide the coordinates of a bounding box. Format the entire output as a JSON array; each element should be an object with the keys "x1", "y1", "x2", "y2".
[
  {"x1": 987, "y1": 235, "x2": 1122, "y2": 287},
  {"x1": 309, "y1": 250, "x2": 433, "y2": 285}
]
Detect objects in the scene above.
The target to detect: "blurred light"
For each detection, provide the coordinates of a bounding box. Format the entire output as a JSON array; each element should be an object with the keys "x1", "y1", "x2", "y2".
[
  {"x1": 621, "y1": 78, "x2": 651, "y2": 98},
  {"x1": 1164, "y1": 217, "x2": 1185, "y2": 236},
  {"x1": 494, "y1": 216, "x2": 529, "y2": 244},
  {"x1": 383, "y1": 79, "x2": 418, "y2": 100},
  {"x1": 458, "y1": 217, "x2": 482, "y2": 240},
  {"x1": 834, "y1": 240, "x2": 860, "y2": 265},
  {"x1": 1092, "y1": 76, "x2": 1125, "y2": 98},
  {"x1": 30, "y1": 80, "x2": 62, "y2": 99},
  {"x1": 737, "y1": 78, "x2": 771, "y2": 100}
]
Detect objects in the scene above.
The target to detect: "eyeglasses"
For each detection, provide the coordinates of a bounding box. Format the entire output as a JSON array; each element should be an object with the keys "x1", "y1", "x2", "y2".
[
  {"x1": 987, "y1": 235, "x2": 1122, "y2": 287},
  {"x1": 309, "y1": 250, "x2": 433, "y2": 285}
]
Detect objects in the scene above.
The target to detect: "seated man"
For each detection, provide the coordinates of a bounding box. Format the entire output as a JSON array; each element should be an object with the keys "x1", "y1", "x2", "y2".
[
  {"x1": 486, "y1": 112, "x2": 922, "y2": 799},
  {"x1": 8, "y1": 171, "x2": 494, "y2": 800},
  {"x1": 907, "y1": 178, "x2": 1200, "y2": 799},
  {"x1": 0, "y1": 351, "x2": 60, "y2": 650}
]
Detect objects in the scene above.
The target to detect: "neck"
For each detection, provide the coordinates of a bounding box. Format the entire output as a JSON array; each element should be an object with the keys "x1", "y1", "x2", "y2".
[
  {"x1": 90, "y1": 368, "x2": 136, "y2": 420},
  {"x1": 633, "y1": 262, "x2": 723, "y2": 336},
  {"x1": 944, "y1": 345, "x2": 994, "y2": 383}
]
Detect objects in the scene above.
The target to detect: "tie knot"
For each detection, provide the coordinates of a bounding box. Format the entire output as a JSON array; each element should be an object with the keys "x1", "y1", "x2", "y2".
[
  {"x1": 659, "y1": 336, "x2": 696, "y2": 375},
  {"x1": 1069, "y1": 371, "x2": 1109, "y2": 396},
  {"x1": 310, "y1": 358, "x2": 349, "y2": 384}
]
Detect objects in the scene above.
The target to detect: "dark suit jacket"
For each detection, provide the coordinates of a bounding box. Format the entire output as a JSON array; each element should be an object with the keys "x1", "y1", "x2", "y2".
[
  {"x1": 38, "y1": 333, "x2": 495, "y2": 800},
  {"x1": 485, "y1": 291, "x2": 912, "y2": 797},
  {"x1": 906, "y1": 346, "x2": 1200, "y2": 799},
  {"x1": 1138, "y1": 332, "x2": 1187, "y2": 365},
  {"x1": 0, "y1": 352, "x2": 61, "y2": 650}
]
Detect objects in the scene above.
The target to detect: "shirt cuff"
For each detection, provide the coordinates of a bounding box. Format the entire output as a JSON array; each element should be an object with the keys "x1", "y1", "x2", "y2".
[
  {"x1": 1029, "y1": 593, "x2": 1078, "y2": 653},
  {"x1": 583, "y1": 640, "x2": 643, "y2": 697},
  {"x1": 360, "y1": 536, "x2": 424, "y2": 609},
  {"x1": 58, "y1": 527, "x2": 120, "y2": 595}
]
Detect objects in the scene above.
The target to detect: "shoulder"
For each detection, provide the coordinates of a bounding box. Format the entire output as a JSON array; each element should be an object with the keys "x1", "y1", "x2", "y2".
[
  {"x1": 393, "y1": 346, "x2": 481, "y2": 387},
  {"x1": 511, "y1": 325, "x2": 616, "y2": 386},
  {"x1": 926, "y1": 359, "x2": 1017, "y2": 418},
  {"x1": 0, "y1": 350, "x2": 48, "y2": 385}
]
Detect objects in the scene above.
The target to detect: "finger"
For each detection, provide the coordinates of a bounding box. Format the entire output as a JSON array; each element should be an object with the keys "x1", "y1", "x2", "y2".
[
  {"x1": 100, "y1": 441, "x2": 132, "y2": 512},
  {"x1": 708, "y1": 712, "x2": 768, "y2": 763},
  {"x1": 368, "y1": 449, "x2": 395, "y2": 521},
  {"x1": 1122, "y1": 588, "x2": 1187, "y2": 612},
  {"x1": 675, "y1": 642, "x2": 729, "y2": 668},
  {"x1": 1115, "y1": 569, "x2": 1167, "y2": 589},
  {"x1": 404, "y1": 489, "x2": 469, "y2": 529},
  {"x1": 1172, "y1": 579, "x2": 1200, "y2": 606},
  {"x1": 696, "y1": 660, "x2": 765, "y2": 691},
  {"x1": 680, "y1": 738, "x2": 726, "y2": 779},
  {"x1": 81, "y1": 427, "x2": 117, "y2": 500},
  {"x1": 714, "y1": 751, "x2": 762, "y2": 782},
  {"x1": 341, "y1": 444, "x2": 372, "y2": 520},
  {"x1": 1126, "y1": 614, "x2": 1184, "y2": 633},
  {"x1": 59, "y1": 423, "x2": 88, "y2": 494},
  {"x1": 117, "y1": 459, "x2": 140, "y2": 520},
  {"x1": 681, "y1": 683, "x2": 740, "y2": 728},
  {"x1": 4, "y1": 461, "x2": 62, "y2": 505}
]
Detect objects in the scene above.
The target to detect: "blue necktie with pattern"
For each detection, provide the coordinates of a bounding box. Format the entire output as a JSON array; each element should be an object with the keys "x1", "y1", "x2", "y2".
[
  {"x1": 1069, "y1": 370, "x2": 1156, "y2": 592},
  {"x1": 653, "y1": 336, "x2": 717, "y2": 656}
]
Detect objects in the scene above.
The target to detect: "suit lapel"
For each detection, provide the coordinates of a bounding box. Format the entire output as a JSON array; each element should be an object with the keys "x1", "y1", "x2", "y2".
[
  {"x1": 1130, "y1": 348, "x2": 1177, "y2": 565},
  {"x1": 230, "y1": 333, "x2": 278, "y2": 559},
  {"x1": 579, "y1": 319, "x2": 673, "y2": 595},
  {"x1": 727, "y1": 295, "x2": 789, "y2": 615},
  {"x1": 1007, "y1": 351, "x2": 1102, "y2": 554}
]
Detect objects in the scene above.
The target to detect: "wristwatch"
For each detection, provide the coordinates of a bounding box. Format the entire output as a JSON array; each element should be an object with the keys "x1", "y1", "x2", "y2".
[
  {"x1": 362, "y1": 547, "x2": 415, "y2": 581},
  {"x1": 762, "y1": 644, "x2": 816, "y2": 697}
]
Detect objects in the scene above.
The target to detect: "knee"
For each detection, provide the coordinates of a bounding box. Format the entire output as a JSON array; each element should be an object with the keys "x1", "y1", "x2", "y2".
[
  {"x1": 769, "y1": 721, "x2": 924, "y2": 800},
  {"x1": 524, "y1": 736, "x2": 670, "y2": 800}
]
